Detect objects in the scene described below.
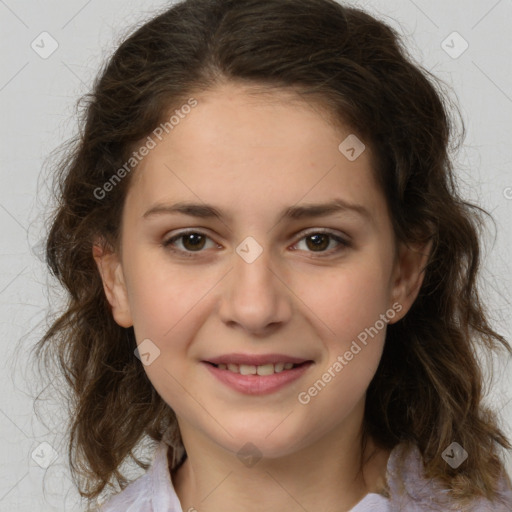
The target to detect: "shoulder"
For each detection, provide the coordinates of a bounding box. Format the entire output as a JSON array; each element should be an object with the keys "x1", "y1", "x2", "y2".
[
  {"x1": 98, "y1": 441, "x2": 183, "y2": 512},
  {"x1": 385, "y1": 441, "x2": 512, "y2": 511},
  {"x1": 99, "y1": 470, "x2": 153, "y2": 512}
]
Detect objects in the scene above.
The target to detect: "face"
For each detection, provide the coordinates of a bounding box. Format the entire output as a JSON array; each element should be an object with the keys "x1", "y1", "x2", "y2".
[{"x1": 94, "y1": 82, "x2": 428, "y2": 459}]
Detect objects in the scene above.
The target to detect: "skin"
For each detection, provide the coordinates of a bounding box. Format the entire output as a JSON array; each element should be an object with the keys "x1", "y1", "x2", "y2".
[{"x1": 94, "y1": 81, "x2": 431, "y2": 512}]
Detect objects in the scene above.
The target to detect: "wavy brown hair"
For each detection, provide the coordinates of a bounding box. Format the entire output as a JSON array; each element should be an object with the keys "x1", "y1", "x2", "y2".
[{"x1": 34, "y1": 0, "x2": 512, "y2": 509}]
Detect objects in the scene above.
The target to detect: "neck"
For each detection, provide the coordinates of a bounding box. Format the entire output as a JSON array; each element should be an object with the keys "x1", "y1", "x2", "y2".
[{"x1": 170, "y1": 407, "x2": 391, "y2": 512}]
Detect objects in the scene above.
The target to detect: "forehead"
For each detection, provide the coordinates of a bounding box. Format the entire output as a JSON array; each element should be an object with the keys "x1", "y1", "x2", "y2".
[
  {"x1": 164, "y1": 83, "x2": 350, "y2": 157},
  {"x1": 125, "y1": 83, "x2": 385, "y2": 224}
]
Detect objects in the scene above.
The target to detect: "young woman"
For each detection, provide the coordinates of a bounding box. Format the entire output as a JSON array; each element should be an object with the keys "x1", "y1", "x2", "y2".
[{"x1": 36, "y1": 0, "x2": 512, "y2": 510}]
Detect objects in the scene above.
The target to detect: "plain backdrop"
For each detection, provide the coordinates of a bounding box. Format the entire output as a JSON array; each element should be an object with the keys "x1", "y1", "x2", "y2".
[{"x1": 1, "y1": 0, "x2": 511, "y2": 510}]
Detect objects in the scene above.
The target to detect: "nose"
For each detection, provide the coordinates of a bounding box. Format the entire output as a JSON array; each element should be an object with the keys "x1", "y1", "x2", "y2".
[{"x1": 218, "y1": 242, "x2": 293, "y2": 336}]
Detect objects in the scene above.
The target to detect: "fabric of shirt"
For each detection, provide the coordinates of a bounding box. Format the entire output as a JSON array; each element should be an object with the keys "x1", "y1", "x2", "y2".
[{"x1": 98, "y1": 440, "x2": 512, "y2": 512}]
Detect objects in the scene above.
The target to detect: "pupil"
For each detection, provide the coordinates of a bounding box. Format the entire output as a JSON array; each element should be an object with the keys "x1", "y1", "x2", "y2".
[
  {"x1": 307, "y1": 234, "x2": 328, "y2": 251},
  {"x1": 184, "y1": 233, "x2": 205, "y2": 251}
]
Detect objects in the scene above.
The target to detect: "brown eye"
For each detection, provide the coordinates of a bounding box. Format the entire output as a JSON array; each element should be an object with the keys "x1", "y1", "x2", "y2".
[
  {"x1": 305, "y1": 233, "x2": 330, "y2": 251},
  {"x1": 163, "y1": 230, "x2": 215, "y2": 255},
  {"x1": 293, "y1": 230, "x2": 350, "y2": 256},
  {"x1": 180, "y1": 232, "x2": 207, "y2": 251},
  {"x1": 162, "y1": 229, "x2": 350, "y2": 258}
]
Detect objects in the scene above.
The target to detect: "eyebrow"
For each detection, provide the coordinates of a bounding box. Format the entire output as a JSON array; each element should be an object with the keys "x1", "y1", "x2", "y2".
[{"x1": 142, "y1": 198, "x2": 372, "y2": 224}]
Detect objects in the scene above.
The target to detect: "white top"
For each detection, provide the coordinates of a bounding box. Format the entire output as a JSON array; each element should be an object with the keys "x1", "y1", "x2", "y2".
[{"x1": 99, "y1": 440, "x2": 512, "y2": 512}]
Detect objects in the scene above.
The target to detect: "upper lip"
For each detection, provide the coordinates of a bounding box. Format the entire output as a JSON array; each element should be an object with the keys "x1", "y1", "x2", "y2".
[{"x1": 204, "y1": 353, "x2": 311, "y2": 366}]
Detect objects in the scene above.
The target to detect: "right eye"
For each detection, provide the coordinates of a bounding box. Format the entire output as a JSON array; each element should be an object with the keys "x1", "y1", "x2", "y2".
[{"x1": 162, "y1": 230, "x2": 218, "y2": 257}]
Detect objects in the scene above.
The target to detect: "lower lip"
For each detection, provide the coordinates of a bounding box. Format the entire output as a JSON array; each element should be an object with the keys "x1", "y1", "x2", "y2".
[{"x1": 202, "y1": 361, "x2": 314, "y2": 395}]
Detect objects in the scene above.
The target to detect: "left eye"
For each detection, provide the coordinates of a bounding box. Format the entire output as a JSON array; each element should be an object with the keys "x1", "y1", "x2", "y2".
[
  {"x1": 162, "y1": 230, "x2": 349, "y2": 257},
  {"x1": 293, "y1": 231, "x2": 349, "y2": 254}
]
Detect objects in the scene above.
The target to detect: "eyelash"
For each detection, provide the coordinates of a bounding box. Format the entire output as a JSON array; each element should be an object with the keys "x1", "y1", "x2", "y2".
[{"x1": 162, "y1": 229, "x2": 351, "y2": 258}]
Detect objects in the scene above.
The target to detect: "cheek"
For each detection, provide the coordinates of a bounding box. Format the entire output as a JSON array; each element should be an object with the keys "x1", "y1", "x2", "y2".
[
  {"x1": 294, "y1": 257, "x2": 393, "y2": 342},
  {"x1": 297, "y1": 271, "x2": 388, "y2": 421},
  {"x1": 125, "y1": 249, "x2": 207, "y2": 336},
  {"x1": 126, "y1": 257, "x2": 207, "y2": 405}
]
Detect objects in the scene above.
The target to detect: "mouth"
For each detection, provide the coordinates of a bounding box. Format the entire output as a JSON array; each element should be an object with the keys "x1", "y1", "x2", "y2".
[
  {"x1": 204, "y1": 360, "x2": 311, "y2": 375},
  {"x1": 201, "y1": 357, "x2": 315, "y2": 395},
  {"x1": 201, "y1": 352, "x2": 315, "y2": 395}
]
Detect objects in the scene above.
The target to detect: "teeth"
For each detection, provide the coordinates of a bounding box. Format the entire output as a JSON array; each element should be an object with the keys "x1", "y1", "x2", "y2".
[
  {"x1": 214, "y1": 362, "x2": 303, "y2": 375},
  {"x1": 256, "y1": 363, "x2": 275, "y2": 376},
  {"x1": 239, "y1": 364, "x2": 256, "y2": 375},
  {"x1": 274, "y1": 363, "x2": 285, "y2": 373}
]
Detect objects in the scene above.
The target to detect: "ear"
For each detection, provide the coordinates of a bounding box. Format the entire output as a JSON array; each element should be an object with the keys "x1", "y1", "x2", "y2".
[
  {"x1": 388, "y1": 238, "x2": 433, "y2": 324},
  {"x1": 92, "y1": 240, "x2": 133, "y2": 328}
]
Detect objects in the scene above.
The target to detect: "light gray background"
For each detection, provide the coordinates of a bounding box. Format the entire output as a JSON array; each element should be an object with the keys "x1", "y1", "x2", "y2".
[{"x1": 1, "y1": 0, "x2": 511, "y2": 510}]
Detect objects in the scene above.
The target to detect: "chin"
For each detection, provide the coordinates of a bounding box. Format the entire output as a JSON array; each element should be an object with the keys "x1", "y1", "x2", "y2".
[{"x1": 210, "y1": 421, "x2": 312, "y2": 461}]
